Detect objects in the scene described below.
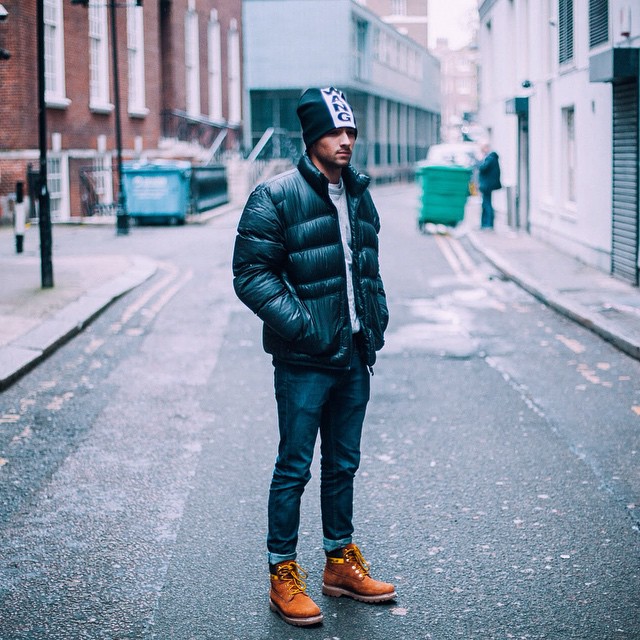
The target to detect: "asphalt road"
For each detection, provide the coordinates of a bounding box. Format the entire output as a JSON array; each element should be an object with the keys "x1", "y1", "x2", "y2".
[{"x1": 0, "y1": 184, "x2": 638, "y2": 639}]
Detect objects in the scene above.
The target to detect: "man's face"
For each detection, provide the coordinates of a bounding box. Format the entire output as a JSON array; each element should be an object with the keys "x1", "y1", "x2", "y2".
[{"x1": 310, "y1": 127, "x2": 357, "y2": 172}]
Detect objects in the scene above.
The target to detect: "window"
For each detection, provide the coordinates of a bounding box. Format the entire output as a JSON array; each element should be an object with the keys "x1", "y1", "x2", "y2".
[
  {"x1": 589, "y1": 0, "x2": 608, "y2": 48},
  {"x1": 458, "y1": 77, "x2": 472, "y2": 96},
  {"x1": 91, "y1": 135, "x2": 114, "y2": 212},
  {"x1": 376, "y1": 30, "x2": 388, "y2": 64},
  {"x1": 353, "y1": 18, "x2": 369, "y2": 80},
  {"x1": 89, "y1": 0, "x2": 111, "y2": 110},
  {"x1": 227, "y1": 19, "x2": 241, "y2": 124},
  {"x1": 558, "y1": 0, "x2": 574, "y2": 64},
  {"x1": 93, "y1": 154, "x2": 114, "y2": 207},
  {"x1": 208, "y1": 10, "x2": 223, "y2": 121},
  {"x1": 562, "y1": 106, "x2": 576, "y2": 203},
  {"x1": 47, "y1": 155, "x2": 64, "y2": 221},
  {"x1": 43, "y1": 0, "x2": 68, "y2": 106},
  {"x1": 392, "y1": 0, "x2": 407, "y2": 15},
  {"x1": 543, "y1": 83, "x2": 553, "y2": 198},
  {"x1": 185, "y1": 5, "x2": 200, "y2": 117},
  {"x1": 127, "y1": 2, "x2": 146, "y2": 115}
]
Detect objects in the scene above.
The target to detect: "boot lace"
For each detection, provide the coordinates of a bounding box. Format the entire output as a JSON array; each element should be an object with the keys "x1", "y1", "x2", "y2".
[
  {"x1": 277, "y1": 561, "x2": 308, "y2": 596},
  {"x1": 344, "y1": 545, "x2": 370, "y2": 576}
]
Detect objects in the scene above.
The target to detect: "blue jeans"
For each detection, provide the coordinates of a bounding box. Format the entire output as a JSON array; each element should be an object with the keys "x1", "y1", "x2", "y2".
[
  {"x1": 267, "y1": 343, "x2": 370, "y2": 565},
  {"x1": 481, "y1": 190, "x2": 494, "y2": 229}
]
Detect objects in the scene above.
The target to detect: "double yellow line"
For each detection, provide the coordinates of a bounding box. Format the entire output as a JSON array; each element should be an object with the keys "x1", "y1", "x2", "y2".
[{"x1": 434, "y1": 233, "x2": 477, "y2": 279}]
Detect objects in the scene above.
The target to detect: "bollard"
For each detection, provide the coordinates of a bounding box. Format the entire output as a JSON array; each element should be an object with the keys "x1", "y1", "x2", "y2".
[{"x1": 15, "y1": 181, "x2": 26, "y2": 254}]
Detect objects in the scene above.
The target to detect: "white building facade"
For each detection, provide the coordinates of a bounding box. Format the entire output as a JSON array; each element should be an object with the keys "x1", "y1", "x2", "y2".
[
  {"x1": 242, "y1": 0, "x2": 441, "y2": 180},
  {"x1": 477, "y1": 0, "x2": 639, "y2": 285}
]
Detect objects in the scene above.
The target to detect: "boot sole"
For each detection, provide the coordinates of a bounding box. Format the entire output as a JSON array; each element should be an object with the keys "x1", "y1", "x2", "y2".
[
  {"x1": 269, "y1": 599, "x2": 324, "y2": 626},
  {"x1": 322, "y1": 583, "x2": 397, "y2": 603}
]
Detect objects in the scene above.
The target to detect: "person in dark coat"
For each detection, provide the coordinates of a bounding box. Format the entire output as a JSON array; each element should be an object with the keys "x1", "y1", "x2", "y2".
[
  {"x1": 477, "y1": 143, "x2": 502, "y2": 229},
  {"x1": 232, "y1": 87, "x2": 396, "y2": 627}
]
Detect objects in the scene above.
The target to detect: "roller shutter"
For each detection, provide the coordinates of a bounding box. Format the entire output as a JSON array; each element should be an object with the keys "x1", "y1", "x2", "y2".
[{"x1": 611, "y1": 78, "x2": 639, "y2": 285}]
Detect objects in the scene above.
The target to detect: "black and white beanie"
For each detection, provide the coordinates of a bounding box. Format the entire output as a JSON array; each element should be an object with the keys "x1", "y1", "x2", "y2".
[{"x1": 297, "y1": 87, "x2": 358, "y2": 148}]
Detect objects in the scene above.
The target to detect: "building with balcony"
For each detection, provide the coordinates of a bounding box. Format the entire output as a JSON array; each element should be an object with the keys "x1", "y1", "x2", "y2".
[
  {"x1": 0, "y1": 0, "x2": 243, "y2": 221},
  {"x1": 477, "y1": 0, "x2": 639, "y2": 285},
  {"x1": 242, "y1": 0, "x2": 440, "y2": 180}
]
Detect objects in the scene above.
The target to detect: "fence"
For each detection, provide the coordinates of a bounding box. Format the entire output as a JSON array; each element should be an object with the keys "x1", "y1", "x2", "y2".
[
  {"x1": 79, "y1": 167, "x2": 120, "y2": 218},
  {"x1": 161, "y1": 109, "x2": 242, "y2": 164}
]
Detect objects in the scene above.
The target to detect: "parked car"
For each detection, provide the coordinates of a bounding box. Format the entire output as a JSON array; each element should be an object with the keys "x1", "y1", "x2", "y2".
[{"x1": 423, "y1": 142, "x2": 481, "y2": 168}]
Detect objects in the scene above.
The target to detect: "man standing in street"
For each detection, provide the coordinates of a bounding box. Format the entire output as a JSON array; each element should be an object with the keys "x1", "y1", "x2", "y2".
[
  {"x1": 232, "y1": 87, "x2": 396, "y2": 627},
  {"x1": 477, "y1": 142, "x2": 502, "y2": 229}
]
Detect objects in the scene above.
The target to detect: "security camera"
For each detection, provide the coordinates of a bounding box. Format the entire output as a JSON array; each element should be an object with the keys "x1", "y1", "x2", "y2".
[
  {"x1": 521, "y1": 80, "x2": 532, "y2": 89},
  {"x1": 0, "y1": 5, "x2": 8, "y2": 21}
]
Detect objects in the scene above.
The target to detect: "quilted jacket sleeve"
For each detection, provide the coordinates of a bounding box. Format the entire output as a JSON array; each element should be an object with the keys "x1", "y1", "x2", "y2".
[
  {"x1": 365, "y1": 191, "x2": 390, "y2": 333},
  {"x1": 232, "y1": 185, "x2": 310, "y2": 343}
]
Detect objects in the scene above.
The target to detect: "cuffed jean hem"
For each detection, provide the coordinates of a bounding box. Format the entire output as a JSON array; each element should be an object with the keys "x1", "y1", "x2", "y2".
[
  {"x1": 323, "y1": 536, "x2": 353, "y2": 553},
  {"x1": 267, "y1": 551, "x2": 297, "y2": 566}
]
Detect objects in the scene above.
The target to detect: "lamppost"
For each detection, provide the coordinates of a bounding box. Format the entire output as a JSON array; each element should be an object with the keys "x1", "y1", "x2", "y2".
[
  {"x1": 71, "y1": 0, "x2": 141, "y2": 235},
  {"x1": 37, "y1": 0, "x2": 54, "y2": 287}
]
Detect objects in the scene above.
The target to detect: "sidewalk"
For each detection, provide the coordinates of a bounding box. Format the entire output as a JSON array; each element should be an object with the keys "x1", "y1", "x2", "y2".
[
  {"x1": 0, "y1": 205, "x2": 235, "y2": 391},
  {"x1": 466, "y1": 225, "x2": 640, "y2": 361},
  {"x1": 0, "y1": 242, "x2": 158, "y2": 391},
  {"x1": 1, "y1": 200, "x2": 639, "y2": 391}
]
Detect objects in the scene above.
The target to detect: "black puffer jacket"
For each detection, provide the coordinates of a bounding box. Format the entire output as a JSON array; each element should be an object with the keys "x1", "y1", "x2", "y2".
[{"x1": 232, "y1": 154, "x2": 389, "y2": 369}]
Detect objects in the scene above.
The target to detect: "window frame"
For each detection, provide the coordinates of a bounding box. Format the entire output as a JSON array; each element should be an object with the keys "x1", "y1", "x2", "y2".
[
  {"x1": 588, "y1": 0, "x2": 609, "y2": 49},
  {"x1": 47, "y1": 153, "x2": 70, "y2": 221},
  {"x1": 207, "y1": 10, "x2": 223, "y2": 122},
  {"x1": 558, "y1": 0, "x2": 574, "y2": 66},
  {"x1": 43, "y1": 0, "x2": 70, "y2": 108},
  {"x1": 185, "y1": 5, "x2": 201, "y2": 118},
  {"x1": 562, "y1": 105, "x2": 577, "y2": 206},
  {"x1": 391, "y1": 0, "x2": 407, "y2": 15},
  {"x1": 227, "y1": 18, "x2": 242, "y2": 124},
  {"x1": 88, "y1": 0, "x2": 112, "y2": 113},
  {"x1": 127, "y1": 2, "x2": 147, "y2": 116}
]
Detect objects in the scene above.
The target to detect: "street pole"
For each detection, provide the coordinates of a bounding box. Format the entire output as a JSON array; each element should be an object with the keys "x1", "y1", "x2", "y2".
[
  {"x1": 110, "y1": 0, "x2": 129, "y2": 235},
  {"x1": 37, "y1": 0, "x2": 54, "y2": 287}
]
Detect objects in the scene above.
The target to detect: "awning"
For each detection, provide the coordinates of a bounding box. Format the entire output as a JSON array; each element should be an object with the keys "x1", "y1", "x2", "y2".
[
  {"x1": 505, "y1": 97, "x2": 529, "y2": 115},
  {"x1": 589, "y1": 47, "x2": 639, "y2": 83}
]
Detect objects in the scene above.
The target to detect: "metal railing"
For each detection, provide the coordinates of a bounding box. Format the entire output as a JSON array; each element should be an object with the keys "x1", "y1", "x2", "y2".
[
  {"x1": 246, "y1": 128, "x2": 301, "y2": 187},
  {"x1": 79, "y1": 167, "x2": 119, "y2": 217},
  {"x1": 161, "y1": 109, "x2": 242, "y2": 163}
]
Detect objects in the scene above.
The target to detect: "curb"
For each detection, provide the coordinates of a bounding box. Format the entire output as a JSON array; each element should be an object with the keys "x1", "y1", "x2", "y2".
[
  {"x1": 0, "y1": 256, "x2": 158, "y2": 391},
  {"x1": 468, "y1": 234, "x2": 640, "y2": 362},
  {"x1": 53, "y1": 202, "x2": 242, "y2": 227}
]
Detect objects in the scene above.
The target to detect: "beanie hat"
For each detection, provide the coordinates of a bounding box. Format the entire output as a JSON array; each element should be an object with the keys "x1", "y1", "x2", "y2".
[{"x1": 297, "y1": 87, "x2": 358, "y2": 148}]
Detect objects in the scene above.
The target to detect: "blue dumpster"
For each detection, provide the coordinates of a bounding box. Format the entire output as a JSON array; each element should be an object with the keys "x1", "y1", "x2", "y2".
[{"x1": 122, "y1": 160, "x2": 192, "y2": 224}]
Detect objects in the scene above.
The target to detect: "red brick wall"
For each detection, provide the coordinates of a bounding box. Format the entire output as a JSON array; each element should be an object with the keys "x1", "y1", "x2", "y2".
[
  {"x1": 0, "y1": 1, "x2": 39, "y2": 151},
  {"x1": 160, "y1": 0, "x2": 242, "y2": 122},
  {"x1": 49, "y1": 1, "x2": 163, "y2": 152},
  {"x1": 0, "y1": 0, "x2": 243, "y2": 218}
]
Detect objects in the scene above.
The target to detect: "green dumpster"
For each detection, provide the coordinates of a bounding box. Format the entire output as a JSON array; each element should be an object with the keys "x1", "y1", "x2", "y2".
[
  {"x1": 415, "y1": 164, "x2": 472, "y2": 229},
  {"x1": 122, "y1": 160, "x2": 192, "y2": 224}
]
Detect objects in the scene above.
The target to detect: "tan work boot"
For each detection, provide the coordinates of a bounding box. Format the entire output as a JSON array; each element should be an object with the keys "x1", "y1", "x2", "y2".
[
  {"x1": 269, "y1": 561, "x2": 323, "y2": 626},
  {"x1": 322, "y1": 543, "x2": 397, "y2": 603}
]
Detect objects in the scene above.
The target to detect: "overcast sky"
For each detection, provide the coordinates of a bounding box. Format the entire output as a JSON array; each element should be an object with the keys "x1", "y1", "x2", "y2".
[{"x1": 428, "y1": 0, "x2": 479, "y2": 50}]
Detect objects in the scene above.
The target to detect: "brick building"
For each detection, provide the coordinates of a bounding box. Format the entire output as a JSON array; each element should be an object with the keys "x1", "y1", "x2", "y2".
[
  {"x1": 432, "y1": 37, "x2": 480, "y2": 143},
  {"x1": 361, "y1": 0, "x2": 429, "y2": 49},
  {"x1": 0, "y1": 0, "x2": 242, "y2": 221}
]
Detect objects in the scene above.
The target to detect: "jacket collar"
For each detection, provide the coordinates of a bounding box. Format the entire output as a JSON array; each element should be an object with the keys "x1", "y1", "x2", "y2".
[{"x1": 297, "y1": 153, "x2": 370, "y2": 201}]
